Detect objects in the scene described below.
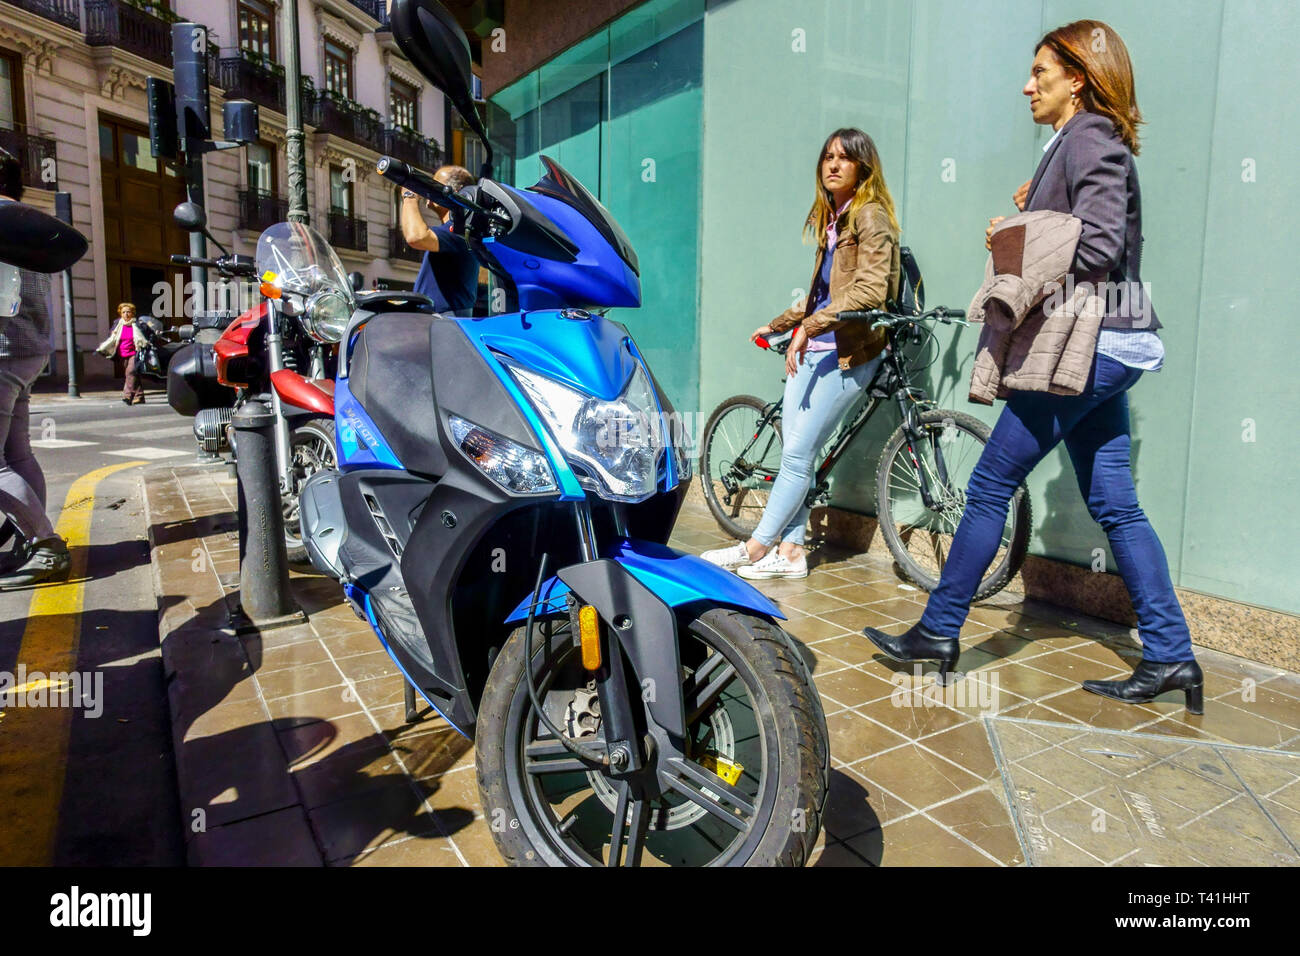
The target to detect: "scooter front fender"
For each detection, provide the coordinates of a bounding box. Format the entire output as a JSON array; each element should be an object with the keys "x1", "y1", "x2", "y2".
[{"x1": 504, "y1": 537, "x2": 786, "y2": 623}]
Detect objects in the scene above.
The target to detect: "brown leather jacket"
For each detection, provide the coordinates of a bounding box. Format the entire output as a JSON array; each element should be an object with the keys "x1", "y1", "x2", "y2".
[{"x1": 768, "y1": 202, "x2": 901, "y2": 370}]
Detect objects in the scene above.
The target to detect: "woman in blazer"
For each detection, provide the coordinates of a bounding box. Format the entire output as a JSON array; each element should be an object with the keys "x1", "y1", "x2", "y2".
[
  {"x1": 862, "y1": 21, "x2": 1203, "y2": 712},
  {"x1": 702, "y1": 128, "x2": 901, "y2": 580}
]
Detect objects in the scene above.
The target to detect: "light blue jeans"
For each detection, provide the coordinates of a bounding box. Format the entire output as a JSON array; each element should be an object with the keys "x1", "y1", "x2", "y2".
[{"x1": 752, "y1": 349, "x2": 882, "y2": 547}]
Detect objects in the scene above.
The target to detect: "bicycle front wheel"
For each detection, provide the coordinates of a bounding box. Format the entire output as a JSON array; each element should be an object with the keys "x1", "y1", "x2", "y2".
[
  {"x1": 875, "y1": 409, "x2": 1031, "y2": 601},
  {"x1": 698, "y1": 395, "x2": 784, "y2": 541}
]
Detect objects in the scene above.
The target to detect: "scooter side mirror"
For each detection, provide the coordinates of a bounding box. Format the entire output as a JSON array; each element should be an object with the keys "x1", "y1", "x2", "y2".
[
  {"x1": 348, "y1": 271, "x2": 364, "y2": 292},
  {"x1": 389, "y1": 0, "x2": 493, "y2": 167}
]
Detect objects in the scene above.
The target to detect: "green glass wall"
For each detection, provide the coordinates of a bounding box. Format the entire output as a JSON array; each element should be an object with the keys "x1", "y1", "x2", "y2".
[
  {"x1": 697, "y1": 0, "x2": 1300, "y2": 614},
  {"x1": 489, "y1": 0, "x2": 706, "y2": 412}
]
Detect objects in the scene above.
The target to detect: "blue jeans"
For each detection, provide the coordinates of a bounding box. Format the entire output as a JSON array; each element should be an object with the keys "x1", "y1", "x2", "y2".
[
  {"x1": 753, "y1": 349, "x2": 882, "y2": 547},
  {"x1": 920, "y1": 352, "x2": 1193, "y2": 663}
]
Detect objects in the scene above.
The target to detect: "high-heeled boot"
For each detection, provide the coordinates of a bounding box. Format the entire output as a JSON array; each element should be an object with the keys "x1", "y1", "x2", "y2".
[
  {"x1": 861, "y1": 622, "x2": 960, "y2": 683},
  {"x1": 1081, "y1": 659, "x2": 1204, "y2": 714}
]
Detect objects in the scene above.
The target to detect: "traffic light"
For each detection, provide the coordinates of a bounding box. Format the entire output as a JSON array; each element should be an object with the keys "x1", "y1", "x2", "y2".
[
  {"x1": 147, "y1": 77, "x2": 179, "y2": 161},
  {"x1": 172, "y1": 23, "x2": 211, "y2": 153}
]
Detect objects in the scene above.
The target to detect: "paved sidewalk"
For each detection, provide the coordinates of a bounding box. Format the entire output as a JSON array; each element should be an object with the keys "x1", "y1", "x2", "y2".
[{"x1": 143, "y1": 463, "x2": 1300, "y2": 866}]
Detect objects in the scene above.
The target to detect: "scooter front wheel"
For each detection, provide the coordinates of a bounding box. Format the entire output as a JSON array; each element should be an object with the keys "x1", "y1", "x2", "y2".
[{"x1": 475, "y1": 607, "x2": 829, "y2": 866}]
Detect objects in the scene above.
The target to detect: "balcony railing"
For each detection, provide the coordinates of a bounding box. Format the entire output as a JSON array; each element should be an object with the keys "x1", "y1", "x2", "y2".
[
  {"x1": 379, "y1": 126, "x2": 441, "y2": 171},
  {"x1": 328, "y1": 207, "x2": 368, "y2": 252},
  {"x1": 388, "y1": 226, "x2": 422, "y2": 263},
  {"x1": 85, "y1": 0, "x2": 220, "y2": 82},
  {"x1": 309, "y1": 92, "x2": 383, "y2": 151},
  {"x1": 237, "y1": 189, "x2": 291, "y2": 233},
  {"x1": 0, "y1": 124, "x2": 58, "y2": 191},
  {"x1": 346, "y1": 0, "x2": 387, "y2": 26},
  {"x1": 219, "y1": 52, "x2": 285, "y2": 113},
  {"x1": 11, "y1": 0, "x2": 81, "y2": 30}
]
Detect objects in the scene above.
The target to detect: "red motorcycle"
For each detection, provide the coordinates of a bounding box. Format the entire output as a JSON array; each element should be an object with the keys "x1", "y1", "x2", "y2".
[
  {"x1": 165, "y1": 208, "x2": 343, "y2": 563},
  {"x1": 209, "y1": 295, "x2": 339, "y2": 563}
]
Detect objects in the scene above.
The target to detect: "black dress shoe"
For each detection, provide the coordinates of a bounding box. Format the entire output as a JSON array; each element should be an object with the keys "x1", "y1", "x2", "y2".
[
  {"x1": 861, "y1": 622, "x2": 960, "y2": 682},
  {"x1": 1082, "y1": 659, "x2": 1204, "y2": 714}
]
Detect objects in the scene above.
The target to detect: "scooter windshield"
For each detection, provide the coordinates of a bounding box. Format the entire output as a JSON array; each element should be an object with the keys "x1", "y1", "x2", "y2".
[{"x1": 254, "y1": 221, "x2": 356, "y2": 309}]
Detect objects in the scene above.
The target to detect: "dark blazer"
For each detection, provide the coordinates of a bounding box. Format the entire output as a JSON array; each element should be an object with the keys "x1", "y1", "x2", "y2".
[{"x1": 1024, "y1": 111, "x2": 1159, "y2": 330}]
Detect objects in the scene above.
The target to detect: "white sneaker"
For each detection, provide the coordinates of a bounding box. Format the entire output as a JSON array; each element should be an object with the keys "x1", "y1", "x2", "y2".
[
  {"x1": 738, "y1": 549, "x2": 808, "y2": 580},
  {"x1": 700, "y1": 542, "x2": 752, "y2": 570}
]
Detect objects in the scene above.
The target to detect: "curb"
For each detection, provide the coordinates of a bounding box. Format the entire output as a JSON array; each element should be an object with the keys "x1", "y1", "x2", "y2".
[{"x1": 142, "y1": 462, "x2": 325, "y2": 866}]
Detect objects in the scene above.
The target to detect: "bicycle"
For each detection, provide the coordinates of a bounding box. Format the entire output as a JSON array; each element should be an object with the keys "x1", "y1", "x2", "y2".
[{"x1": 698, "y1": 306, "x2": 1031, "y2": 601}]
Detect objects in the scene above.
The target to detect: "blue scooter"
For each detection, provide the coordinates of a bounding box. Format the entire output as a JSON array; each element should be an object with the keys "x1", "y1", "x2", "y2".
[{"x1": 297, "y1": 0, "x2": 829, "y2": 867}]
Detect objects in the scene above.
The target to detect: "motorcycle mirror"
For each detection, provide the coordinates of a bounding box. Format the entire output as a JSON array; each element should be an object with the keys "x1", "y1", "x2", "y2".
[
  {"x1": 388, "y1": 0, "x2": 493, "y2": 173},
  {"x1": 173, "y1": 201, "x2": 231, "y2": 258},
  {"x1": 348, "y1": 271, "x2": 364, "y2": 292},
  {"x1": 172, "y1": 201, "x2": 206, "y2": 232}
]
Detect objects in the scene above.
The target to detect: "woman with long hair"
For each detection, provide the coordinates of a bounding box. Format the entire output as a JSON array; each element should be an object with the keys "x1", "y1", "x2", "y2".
[
  {"x1": 862, "y1": 21, "x2": 1203, "y2": 712},
  {"x1": 703, "y1": 128, "x2": 901, "y2": 579}
]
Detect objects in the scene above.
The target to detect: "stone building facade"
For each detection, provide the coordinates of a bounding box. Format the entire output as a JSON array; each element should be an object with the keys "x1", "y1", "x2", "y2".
[{"x1": 0, "y1": 0, "x2": 453, "y2": 376}]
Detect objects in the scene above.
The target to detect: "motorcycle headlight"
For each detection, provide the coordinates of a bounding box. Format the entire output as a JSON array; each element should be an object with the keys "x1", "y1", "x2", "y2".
[
  {"x1": 507, "y1": 361, "x2": 669, "y2": 502},
  {"x1": 448, "y1": 415, "x2": 557, "y2": 494},
  {"x1": 303, "y1": 288, "x2": 350, "y2": 343}
]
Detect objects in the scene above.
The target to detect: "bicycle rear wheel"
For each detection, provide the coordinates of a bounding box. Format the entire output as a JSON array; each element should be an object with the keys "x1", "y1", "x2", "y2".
[
  {"x1": 875, "y1": 409, "x2": 1031, "y2": 601},
  {"x1": 698, "y1": 395, "x2": 783, "y2": 541}
]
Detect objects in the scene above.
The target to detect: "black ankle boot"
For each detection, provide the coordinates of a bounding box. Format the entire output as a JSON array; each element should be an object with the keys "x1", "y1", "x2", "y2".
[
  {"x1": 861, "y1": 622, "x2": 960, "y2": 682},
  {"x1": 1082, "y1": 659, "x2": 1204, "y2": 714}
]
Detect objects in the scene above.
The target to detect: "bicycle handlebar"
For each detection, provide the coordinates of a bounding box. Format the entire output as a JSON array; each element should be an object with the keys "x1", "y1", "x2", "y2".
[
  {"x1": 753, "y1": 306, "x2": 967, "y2": 353},
  {"x1": 836, "y1": 306, "x2": 968, "y2": 328}
]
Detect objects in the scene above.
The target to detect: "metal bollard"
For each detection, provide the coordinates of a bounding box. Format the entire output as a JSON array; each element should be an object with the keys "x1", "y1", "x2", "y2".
[{"x1": 233, "y1": 400, "x2": 299, "y2": 623}]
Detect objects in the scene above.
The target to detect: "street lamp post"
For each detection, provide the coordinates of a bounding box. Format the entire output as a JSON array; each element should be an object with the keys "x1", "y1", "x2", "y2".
[{"x1": 282, "y1": 0, "x2": 308, "y2": 223}]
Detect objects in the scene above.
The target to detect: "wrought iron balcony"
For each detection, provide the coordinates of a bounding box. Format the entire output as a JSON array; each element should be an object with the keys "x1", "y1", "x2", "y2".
[
  {"x1": 388, "y1": 226, "x2": 422, "y2": 263},
  {"x1": 328, "y1": 207, "x2": 368, "y2": 252},
  {"x1": 219, "y1": 52, "x2": 285, "y2": 114},
  {"x1": 85, "y1": 0, "x2": 220, "y2": 82},
  {"x1": 379, "y1": 126, "x2": 441, "y2": 172},
  {"x1": 0, "y1": 124, "x2": 59, "y2": 191},
  {"x1": 346, "y1": 0, "x2": 387, "y2": 26},
  {"x1": 11, "y1": 0, "x2": 81, "y2": 31},
  {"x1": 237, "y1": 189, "x2": 294, "y2": 233},
  {"x1": 309, "y1": 92, "x2": 383, "y2": 152}
]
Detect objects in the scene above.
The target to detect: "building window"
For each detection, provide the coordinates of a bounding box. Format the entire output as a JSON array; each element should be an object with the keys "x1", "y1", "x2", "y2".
[
  {"x1": 390, "y1": 77, "x2": 419, "y2": 130},
  {"x1": 0, "y1": 49, "x2": 23, "y2": 130},
  {"x1": 329, "y1": 164, "x2": 353, "y2": 216},
  {"x1": 238, "y1": 0, "x2": 276, "y2": 62},
  {"x1": 246, "y1": 141, "x2": 275, "y2": 194},
  {"x1": 323, "y1": 39, "x2": 353, "y2": 99}
]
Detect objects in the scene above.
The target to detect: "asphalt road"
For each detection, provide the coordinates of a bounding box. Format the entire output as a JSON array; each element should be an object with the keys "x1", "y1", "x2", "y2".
[{"x1": 0, "y1": 382, "x2": 199, "y2": 865}]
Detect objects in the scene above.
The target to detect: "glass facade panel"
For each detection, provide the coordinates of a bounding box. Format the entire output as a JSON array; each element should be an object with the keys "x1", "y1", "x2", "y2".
[{"x1": 487, "y1": 0, "x2": 706, "y2": 411}]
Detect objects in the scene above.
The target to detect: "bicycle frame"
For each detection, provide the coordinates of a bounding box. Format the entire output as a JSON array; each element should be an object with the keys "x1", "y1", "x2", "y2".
[{"x1": 723, "y1": 324, "x2": 953, "y2": 513}]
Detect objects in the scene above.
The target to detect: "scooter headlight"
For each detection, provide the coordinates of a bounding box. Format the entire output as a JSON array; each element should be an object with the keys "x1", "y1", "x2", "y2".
[
  {"x1": 448, "y1": 415, "x2": 557, "y2": 494},
  {"x1": 507, "y1": 362, "x2": 667, "y2": 502},
  {"x1": 303, "y1": 288, "x2": 350, "y2": 343}
]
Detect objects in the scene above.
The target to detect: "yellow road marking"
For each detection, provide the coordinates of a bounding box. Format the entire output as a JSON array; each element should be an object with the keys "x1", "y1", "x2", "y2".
[{"x1": 0, "y1": 461, "x2": 144, "y2": 865}]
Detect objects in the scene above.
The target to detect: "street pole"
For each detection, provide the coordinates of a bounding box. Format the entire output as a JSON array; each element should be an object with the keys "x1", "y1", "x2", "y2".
[
  {"x1": 282, "y1": 0, "x2": 308, "y2": 224},
  {"x1": 54, "y1": 191, "x2": 79, "y2": 397},
  {"x1": 174, "y1": 24, "x2": 210, "y2": 310}
]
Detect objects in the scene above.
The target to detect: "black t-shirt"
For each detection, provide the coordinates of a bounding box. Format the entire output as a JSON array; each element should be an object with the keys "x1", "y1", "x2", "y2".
[{"x1": 413, "y1": 225, "x2": 478, "y2": 315}]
